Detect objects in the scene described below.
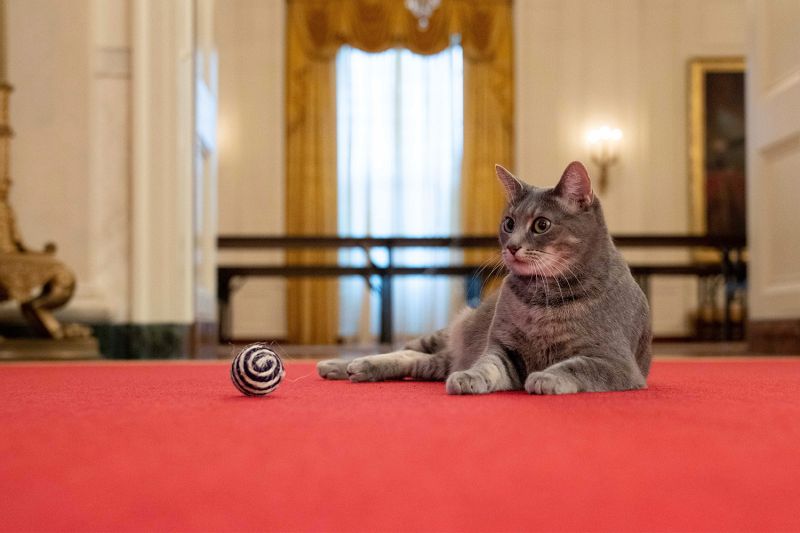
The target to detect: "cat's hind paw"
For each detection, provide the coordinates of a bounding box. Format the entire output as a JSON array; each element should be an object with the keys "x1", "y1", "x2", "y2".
[
  {"x1": 317, "y1": 359, "x2": 350, "y2": 380},
  {"x1": 525, "y1": 371, "x2": 579, "y2": 395},
  {"x1": 446, "y1": 370, "x2": 492, "y2": 395}
]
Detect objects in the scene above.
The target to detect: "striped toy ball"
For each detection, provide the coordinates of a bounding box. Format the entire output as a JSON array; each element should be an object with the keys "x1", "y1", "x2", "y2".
[{"x1": 230, "y1": 343, "x2": 285, "y2": 396}]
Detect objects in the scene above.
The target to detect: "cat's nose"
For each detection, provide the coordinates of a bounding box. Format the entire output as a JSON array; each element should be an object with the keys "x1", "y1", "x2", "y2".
[{"x1": 506, "y1": 244, "x2": 520, "y2": 255}]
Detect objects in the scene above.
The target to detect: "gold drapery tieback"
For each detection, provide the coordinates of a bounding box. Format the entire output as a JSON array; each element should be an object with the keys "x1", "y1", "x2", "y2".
[{"x1": 286, "y1": 0, "x2": 513, "y2": 343}]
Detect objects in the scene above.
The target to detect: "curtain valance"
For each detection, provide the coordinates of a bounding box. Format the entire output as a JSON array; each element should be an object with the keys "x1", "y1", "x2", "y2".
[{"x1": 289, "y1": 0, "x2": 510, "y2": 60}]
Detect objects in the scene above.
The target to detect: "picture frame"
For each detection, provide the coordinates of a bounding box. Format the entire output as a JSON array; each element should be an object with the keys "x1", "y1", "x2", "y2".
[{"x1": 688, "y1": 57, "x2": 747, "y2": 245}]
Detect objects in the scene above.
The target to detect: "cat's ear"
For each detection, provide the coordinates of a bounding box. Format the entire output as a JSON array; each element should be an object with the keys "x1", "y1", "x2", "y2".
[
  {"x1": 554, "y1": 161, "x2": 594, "y2": 209},
  {"x1": 495, "y1": 164, "x2": 525, "y2": 203}
]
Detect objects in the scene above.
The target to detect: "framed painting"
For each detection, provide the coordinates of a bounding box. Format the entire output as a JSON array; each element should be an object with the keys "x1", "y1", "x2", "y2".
[{"x1": 688, "y1": 57, "x2": 746, "y2": 241}]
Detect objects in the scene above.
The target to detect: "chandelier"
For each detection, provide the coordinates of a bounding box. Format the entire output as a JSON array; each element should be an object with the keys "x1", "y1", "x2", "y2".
[{"x1": 404, "y1": 0, "x2": 442, "y2": 30}]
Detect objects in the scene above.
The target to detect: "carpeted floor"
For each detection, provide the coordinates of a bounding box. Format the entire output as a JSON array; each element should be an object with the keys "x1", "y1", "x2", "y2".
[{"x1": 2, "y1": 360, "x2": 800, "y2": 532}]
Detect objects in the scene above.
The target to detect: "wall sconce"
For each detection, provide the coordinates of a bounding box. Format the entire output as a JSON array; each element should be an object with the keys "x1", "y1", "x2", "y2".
[{"x1": 585, "y1": 126, "x2": 622, "y2": 193}]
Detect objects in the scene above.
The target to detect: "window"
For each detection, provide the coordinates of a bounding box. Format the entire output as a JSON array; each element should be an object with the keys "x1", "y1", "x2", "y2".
[{"x1": 336, "y1": 41, "x2": 464, "y2": 342}]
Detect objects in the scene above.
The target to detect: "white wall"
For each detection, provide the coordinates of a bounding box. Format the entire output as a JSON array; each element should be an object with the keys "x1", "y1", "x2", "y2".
[
  {"x1": 7, "y1": 0, "x2": 131, "y2": 323},
  {"x1": 215, "y1": 0, "x2": 286, "y2": 339},
  {"x1": 515, "y1": 0, "x2": 746, "y2": 232},
  {"x1": 515, "y1": 0, "x2": 745, "y2": 335}
]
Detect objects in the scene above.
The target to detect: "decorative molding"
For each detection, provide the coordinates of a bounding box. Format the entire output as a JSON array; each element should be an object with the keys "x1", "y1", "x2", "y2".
[{"x1": 131, "y1": 0, "x2": 195, "y2": 323}]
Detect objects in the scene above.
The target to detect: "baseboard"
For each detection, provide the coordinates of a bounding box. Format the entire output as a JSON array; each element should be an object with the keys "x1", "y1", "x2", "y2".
[
  {"x1": 190, "y1": 321, "x2": 219, "y2": 359},
  {"x1": 0, "y1": 337, "x2": 101, "y2": 360},
  {"x1": 0, "y1": 321, "x2": 218, "y2": 359},
  {"x1": 90, "y1": 324, "x2": 192, "y2": 359},
  {"x1": 748, "y1": 319, "x2": 800, "y2": 354},
  {"x1": 1, "y1": 322, "x2": 186, "y2": 359}
]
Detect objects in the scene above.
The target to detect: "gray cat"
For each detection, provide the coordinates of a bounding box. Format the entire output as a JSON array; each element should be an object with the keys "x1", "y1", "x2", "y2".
[{"x1": 318, "y1": 161, "x2": 651, "y2": 395}]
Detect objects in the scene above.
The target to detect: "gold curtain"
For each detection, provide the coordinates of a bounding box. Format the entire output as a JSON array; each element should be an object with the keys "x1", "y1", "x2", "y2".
[{"x1": 286, "y1": 0, "x2": 513, "y2": 343}]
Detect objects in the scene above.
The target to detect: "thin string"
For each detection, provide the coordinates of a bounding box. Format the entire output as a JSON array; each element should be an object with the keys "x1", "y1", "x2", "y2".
[
  {"x1": 265, "y1": 341, "x2": 316, "y2": 383},
  {"x1": 286, "y1": 371, "x2": 314, "y2": 383}
]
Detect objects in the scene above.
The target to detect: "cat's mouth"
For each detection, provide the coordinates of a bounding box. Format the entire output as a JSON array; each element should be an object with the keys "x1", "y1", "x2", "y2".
[
  {"x1": 503, "y1": 249, "x2": 562, "y2": 278},
  {"x1": 502, "y1": 250, "x2": 539, "y2": 277}
]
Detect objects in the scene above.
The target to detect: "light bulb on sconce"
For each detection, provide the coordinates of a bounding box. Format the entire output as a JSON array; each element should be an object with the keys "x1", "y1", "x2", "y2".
[{"x1": 585, "y1": 126, "x2": 622, "y2": 193}]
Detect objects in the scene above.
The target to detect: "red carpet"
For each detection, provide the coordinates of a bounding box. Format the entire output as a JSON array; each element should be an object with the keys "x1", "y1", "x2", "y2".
[{"x1": 2, "y1": 360, "x2": 800, "y2": 532}]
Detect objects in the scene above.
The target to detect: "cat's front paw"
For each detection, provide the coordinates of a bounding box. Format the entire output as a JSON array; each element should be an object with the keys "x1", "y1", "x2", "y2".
[
  {"x1": 525, "y1": 371, "x2": 579, "y2": 395},
  {"x1": 446, "y1": 370, "x2": 491, "y2": 395},
  {"x1": 317, "y1": 359, "x2": 350, "y2": 380},
  {"x1": 346, "y1": 357, "x2": 380, "y2": 382}
]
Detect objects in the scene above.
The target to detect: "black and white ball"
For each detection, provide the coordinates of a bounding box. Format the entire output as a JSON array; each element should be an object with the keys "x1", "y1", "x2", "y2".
[{"x1": 230, "y1": 343, "x2": 285, "y2": 396}]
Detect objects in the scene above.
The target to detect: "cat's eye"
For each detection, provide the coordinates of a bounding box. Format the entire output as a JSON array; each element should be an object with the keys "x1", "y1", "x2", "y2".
[
  {"x1": 532, "y1": 217, "x2": 551, "y2": 234},
  {"x1": 501, "y1": 217, "x2": 515, "y2": 233}
]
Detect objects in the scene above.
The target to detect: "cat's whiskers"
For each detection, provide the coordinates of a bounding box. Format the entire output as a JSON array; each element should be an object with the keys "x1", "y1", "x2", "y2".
[
  {"x1": 518, "y1": 253, "x2": 535, "y2": 295},
  {"x1": 551, "y1": 260, "x2": 599, "y2": 301},
  {"x1": 504, "y1": 247, "x2": 587, "y2": 308},
  {"x1": 536, "y1": 253, "x2": 576, "y2": 302},
  {"x1": 478, "y1": 256, "x2": 500, "y2": 279},
  {"x1": 485, "y1": 255, "x2": 507, "y2": 288},
  {"x1": 516, "y1": 250, "x2": 543, "y2": 294},
  {"x1": 528, "y1": 251, "x2": 566, "y2": 306},
  {"x1": 475, "y1": 253, "x2": 502, "y2": 279},
  {"x1": 529, "y1": 256, "x2": 550, "y2": 308},
  {"x1": 511, "y1": 250, "x2": 565, "y2": 307},
  {"x1": 559, "y1": 259, "x2": 603, "y2": 299},
  {"x1": 540, "y1": 261, "x2": 583, "y2": 319},
  {"x1": 535, "y1": 249, "x2": 598, "y2": 300},
  {"x1": 535, "y1": 251, "x2": 581, "y2": 283},
  {"x1": 550, "y1": 263, "x2": 566, "y2": 306},
  {"x1": 526, "y1": 261, "x2": 539, "y2": 304},
  {"x1": 476, "y1": 253, "x2": 506, "y2": 293}
]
